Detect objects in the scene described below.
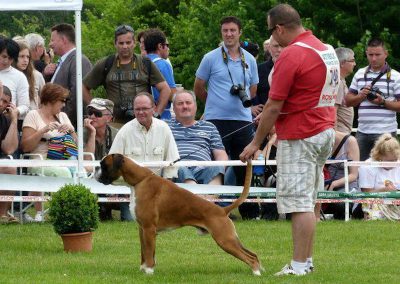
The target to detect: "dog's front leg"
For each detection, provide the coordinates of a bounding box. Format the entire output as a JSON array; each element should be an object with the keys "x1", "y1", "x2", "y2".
[{"x1": 140, "y1": 225, "x2": 157, "y2": 274}]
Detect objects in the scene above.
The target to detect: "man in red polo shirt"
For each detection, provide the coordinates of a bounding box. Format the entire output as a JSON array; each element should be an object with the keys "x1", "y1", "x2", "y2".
[{"x1": 240, "y1": 3, "x2": 339, "y2": 276}]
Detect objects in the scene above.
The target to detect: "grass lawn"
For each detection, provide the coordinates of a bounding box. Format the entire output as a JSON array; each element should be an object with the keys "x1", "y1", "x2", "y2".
[{"x1": 0, "y1": 220, "x2": 399, "y2": 284}]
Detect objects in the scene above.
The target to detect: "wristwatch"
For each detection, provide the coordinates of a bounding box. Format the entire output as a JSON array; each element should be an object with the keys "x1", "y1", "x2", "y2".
[
  {"x1": 380, "y1": 98, "x2": 386, "y2": 106},
  {"x1": 153, "y1": 112, "x2": 161, "y2": 119}
]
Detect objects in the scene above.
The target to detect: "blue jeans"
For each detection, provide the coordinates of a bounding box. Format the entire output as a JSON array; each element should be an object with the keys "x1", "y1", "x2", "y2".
[{"x1": 177, "y1": 166, "x2": 224, "y2": 184}]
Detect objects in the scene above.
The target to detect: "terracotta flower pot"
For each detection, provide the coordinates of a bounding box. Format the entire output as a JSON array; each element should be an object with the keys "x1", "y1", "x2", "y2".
[{"x1": 61, "y1": 232, "x2": 93, "y2": 252}]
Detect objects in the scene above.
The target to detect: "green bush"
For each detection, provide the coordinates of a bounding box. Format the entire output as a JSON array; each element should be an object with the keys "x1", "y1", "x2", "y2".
[{"x1": 49, "y1": 184, "x2": 99, "y2": 235}]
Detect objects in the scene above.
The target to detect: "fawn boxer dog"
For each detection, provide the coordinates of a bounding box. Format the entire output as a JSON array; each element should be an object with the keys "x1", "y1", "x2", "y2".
[{"x1": 95, "y1": 153, "x2": 261, "y2": 275}]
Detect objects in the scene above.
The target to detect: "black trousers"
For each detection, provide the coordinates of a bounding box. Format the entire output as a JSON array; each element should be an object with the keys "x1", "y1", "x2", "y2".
[{"x1": 208, "y1": 120, "x2": 259, "y2": 219}]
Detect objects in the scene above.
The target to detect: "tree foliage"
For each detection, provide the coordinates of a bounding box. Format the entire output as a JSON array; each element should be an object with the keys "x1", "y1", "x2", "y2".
[{"x1": 1, "y1": 0, "x2": 400, "y2": 95}]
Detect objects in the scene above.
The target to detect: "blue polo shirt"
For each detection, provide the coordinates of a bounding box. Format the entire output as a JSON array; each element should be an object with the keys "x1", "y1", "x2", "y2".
[
  {"x1": 147, "y1": 53, "x2": 176, "y2": 120},
  {"x1": 168, "y1": 119, "x2": 225, "y2": 161},
  {"x1": 195, "y1": 44, "x2": 258, "y2": 122}
]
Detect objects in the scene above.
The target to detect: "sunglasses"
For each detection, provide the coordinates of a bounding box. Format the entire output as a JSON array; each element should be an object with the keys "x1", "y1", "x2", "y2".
[
  {"x1": 115, "y1": 25, "x2": 134, "y2": 34},
  {"x1": 268, "y1": 23, "x2": 288, "y2": 35},
  {"x1": 88, "y1": 108, "x2": 111, "y2": 118}
]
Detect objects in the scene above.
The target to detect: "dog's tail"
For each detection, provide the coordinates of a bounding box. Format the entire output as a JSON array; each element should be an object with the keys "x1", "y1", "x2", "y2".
[{"x1": 223, "y1": 160, "x2": 252, "y2": 215}]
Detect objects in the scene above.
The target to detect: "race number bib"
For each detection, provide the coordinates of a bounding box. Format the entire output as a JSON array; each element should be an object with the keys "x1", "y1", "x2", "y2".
[{"x1": 294, "y1": 42, "x2": 340, "y2": 108}]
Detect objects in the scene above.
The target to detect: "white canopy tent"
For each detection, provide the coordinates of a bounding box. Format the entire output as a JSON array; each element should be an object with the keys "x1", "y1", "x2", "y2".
[{"x1": 0, "y1": 0, "x2": 86, "y2": 180}]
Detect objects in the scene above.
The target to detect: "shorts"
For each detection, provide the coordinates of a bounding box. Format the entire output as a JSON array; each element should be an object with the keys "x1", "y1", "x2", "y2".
[
  {"x1": 177, "y1": 166, "x2": 225, "y2": 184},
  {"x1": 276, "y1": 128, "x2": 334, "y2": 214}
]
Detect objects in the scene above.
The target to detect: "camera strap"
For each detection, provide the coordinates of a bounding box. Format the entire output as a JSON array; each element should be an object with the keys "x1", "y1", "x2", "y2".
[
  {"x1": 221, "y1": 46, "x2": 247, "y2": 90},
  {"x1": 364, "y1": 65, "x2": 391, "y2": 96}
]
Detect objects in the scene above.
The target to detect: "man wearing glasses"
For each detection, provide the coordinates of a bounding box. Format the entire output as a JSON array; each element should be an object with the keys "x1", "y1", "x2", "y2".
[
  {"x1": 83, "y1": 25, "x2": 170, "y2": 126},
  {"x1": 109, "y1": 92, "x2": 179, "y2": 183},
  {"x1": 144, "y1": 28, "x2": 176, "y2": 120},
  {"x1": 334, "y1": 47, "x2": 356, "y2": 134},
  {"x1": 240, "y1": 4, "x2": 339, "y2": 276},
  {"x1": 84, "y1": 98, "x2": 133, "y2": 222}
]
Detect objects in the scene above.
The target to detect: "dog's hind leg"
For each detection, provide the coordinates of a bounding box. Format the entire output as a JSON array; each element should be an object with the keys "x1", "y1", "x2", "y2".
[
  {"x1": 140, "y1": 225, "x2": 157, "y2": 274},
  {"x1": 139, "y1": 227, "x2": 145, "y2": 271},
  {"x1": 208, "y1": 219, "x2": 261, "y2": 275}
]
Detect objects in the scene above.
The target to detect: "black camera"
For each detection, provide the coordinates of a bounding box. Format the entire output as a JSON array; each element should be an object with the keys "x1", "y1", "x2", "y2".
[
  {"x1": 230, "y1": 84, "x2": 252, "y2": 108},
  {"x1": 363, "y1": 86, "x2": 383, "y2": 101}
]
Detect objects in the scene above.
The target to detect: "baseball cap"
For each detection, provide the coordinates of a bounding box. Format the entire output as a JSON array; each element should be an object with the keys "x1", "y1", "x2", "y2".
[{"x1": 87, "y1": 98, "x2": 114, "y2": 115}]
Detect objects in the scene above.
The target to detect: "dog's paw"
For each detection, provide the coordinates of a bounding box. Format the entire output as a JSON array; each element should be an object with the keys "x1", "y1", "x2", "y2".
[
  {"x1": 140, "y1": 264, "x2": 154, "y2": 275},
  {"x1": 252, "y1": 269, "x2": 261, "y2": 276}
]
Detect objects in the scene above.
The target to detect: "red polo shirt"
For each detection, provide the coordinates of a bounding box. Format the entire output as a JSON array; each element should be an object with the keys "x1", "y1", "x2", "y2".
[{"x1": 269, "y1": 30, "x2": 335, "y2": 140}]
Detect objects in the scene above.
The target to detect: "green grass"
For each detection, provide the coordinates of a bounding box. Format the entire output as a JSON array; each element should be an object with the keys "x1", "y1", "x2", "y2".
[{"x1": 1, "y1": 220, "x2": 399, "y2": 284}]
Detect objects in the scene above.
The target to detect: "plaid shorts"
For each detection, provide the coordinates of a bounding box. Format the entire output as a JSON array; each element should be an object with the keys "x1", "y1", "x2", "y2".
[{"x1": 276, "y1": 128, "x2": 334, "y2": 213}]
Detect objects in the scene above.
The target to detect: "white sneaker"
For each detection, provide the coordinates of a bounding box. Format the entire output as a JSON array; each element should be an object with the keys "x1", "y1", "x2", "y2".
[
  {"x1": 34, "y1": 212, "x2": 44, "y2": 222},
  {"x1": 275, "y1": 264, "x2": 307, "y2": 276},
  {"x1": 23, "y1": 213, "x2": 35, "y2": 223}
]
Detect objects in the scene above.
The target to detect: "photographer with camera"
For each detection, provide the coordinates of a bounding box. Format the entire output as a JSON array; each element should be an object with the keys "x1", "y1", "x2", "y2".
[
  {"x1": 83, "y1": 25, "x2": 170, "y2": 127},
  {"x1": 194, "y1": 16, "x2": 258, "y2": 212},
  {"x1": 345, "y1": 38, "x2": 400, "y2": 161}
]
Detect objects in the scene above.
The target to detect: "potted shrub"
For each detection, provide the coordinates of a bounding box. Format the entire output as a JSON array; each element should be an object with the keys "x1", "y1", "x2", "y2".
[{"x1": 49, "y1": 183, "x2": 99, "y2": 252}]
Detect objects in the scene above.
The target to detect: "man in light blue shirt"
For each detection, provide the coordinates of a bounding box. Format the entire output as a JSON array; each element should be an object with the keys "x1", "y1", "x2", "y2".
[{"x1": 194, "y1": 16, "x2": 258, "y2": 219}]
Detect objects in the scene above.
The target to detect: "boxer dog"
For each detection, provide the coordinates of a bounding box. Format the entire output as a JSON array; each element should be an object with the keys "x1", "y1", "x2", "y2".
[{"x1": 95, "y1": 154, "x2": 261, "y2": 275}]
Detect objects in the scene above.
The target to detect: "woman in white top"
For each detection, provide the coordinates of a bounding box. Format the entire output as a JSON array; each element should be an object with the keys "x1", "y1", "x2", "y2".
[
  {"x1": 21, "y1": 83, "x2": 76, "y2": 222},
  {"x1": 358, "y1": 133, "x2": 400, "y2": 220},
  {"x1": 13, "y1": 39, "x2": 45, "y2": 110}
]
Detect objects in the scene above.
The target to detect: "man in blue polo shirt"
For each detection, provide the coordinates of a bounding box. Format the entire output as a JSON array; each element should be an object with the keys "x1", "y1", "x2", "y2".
[
  {"x1": 144, "y1": 28, "x2": 176, "y2": 120},
  {"x1": 194, "y1": 16, "x2": 258, "y2": 216},
  {"x1": 169, "y1": 90, "x2": 228, "y2": 185}
]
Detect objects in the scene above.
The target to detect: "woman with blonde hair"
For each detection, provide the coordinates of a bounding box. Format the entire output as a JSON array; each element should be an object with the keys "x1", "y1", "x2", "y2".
[
  {"x1": 12, "y1": 39, "x2": 45, "y2": 110},
  {"x1": 358, "y1": 133, "x2": 400, "y2": 220}
]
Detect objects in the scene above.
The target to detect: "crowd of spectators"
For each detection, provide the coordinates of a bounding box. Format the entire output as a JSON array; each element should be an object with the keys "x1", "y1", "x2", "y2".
[{"x1": 1, "y1": 13, "x2": 400, "y2": 224}]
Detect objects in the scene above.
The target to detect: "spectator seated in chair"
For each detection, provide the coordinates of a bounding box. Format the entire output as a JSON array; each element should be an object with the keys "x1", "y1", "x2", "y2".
[
  {"x1": 315, "y1": 130, "x2": 362, "y2": 220},
  {"x1": 0, "y1": 82, "x2": 19, "y2": 224},
  {"x1": 358, "y1": 133, "x2": 400, "y2": 220},
  {"x1": 168, "y1": 90, "x2": 228, "y2": 187},
  {"x1": 83, "y1": 98, "x2": 133, "y2": 221}
]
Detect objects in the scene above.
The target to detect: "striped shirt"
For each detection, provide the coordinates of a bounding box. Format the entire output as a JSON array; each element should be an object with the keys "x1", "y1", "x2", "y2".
[
  {"x1": 168, "y1": 119, "x2": 225, "y2": 161},
  {"x1": 349, "y1": 64, "x2": 400, "y2": 134}
]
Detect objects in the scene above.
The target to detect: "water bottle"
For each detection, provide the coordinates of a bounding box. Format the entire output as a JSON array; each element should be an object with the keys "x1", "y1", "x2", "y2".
[{"x1": 253, "y1": 153, "x2": 265, "y2": 176}]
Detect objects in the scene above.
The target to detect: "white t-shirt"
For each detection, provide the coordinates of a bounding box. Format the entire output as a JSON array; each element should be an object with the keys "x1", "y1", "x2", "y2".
[{"x1": 359, "y1": 159, "x2": 400, "y2": 189}]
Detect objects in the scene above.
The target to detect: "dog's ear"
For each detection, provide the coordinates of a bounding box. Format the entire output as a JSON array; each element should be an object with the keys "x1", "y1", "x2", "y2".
[{"x1": 112, "y1": 153, "x2": 124, "y2": 170}]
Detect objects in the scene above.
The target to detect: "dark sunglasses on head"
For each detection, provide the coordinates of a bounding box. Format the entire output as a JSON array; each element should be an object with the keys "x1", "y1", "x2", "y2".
[{"x1": 115, "y1": 25, "x2": 134, "y2": 34}]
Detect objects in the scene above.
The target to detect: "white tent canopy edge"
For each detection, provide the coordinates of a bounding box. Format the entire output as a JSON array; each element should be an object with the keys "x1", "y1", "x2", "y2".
[{"x1": 0, "y1": 0, "x2": 86, "y2": 181}]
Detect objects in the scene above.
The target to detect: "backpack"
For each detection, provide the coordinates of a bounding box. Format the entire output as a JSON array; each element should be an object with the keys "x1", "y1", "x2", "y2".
[{"x1": 102, "y1": 54, "x2": 152, "y2": 93}]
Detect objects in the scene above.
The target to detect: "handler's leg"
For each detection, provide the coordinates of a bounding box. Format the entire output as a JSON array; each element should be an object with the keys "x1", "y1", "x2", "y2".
[{"x1": 292, "y1": 212, "x2": 315, "y2": 262}]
